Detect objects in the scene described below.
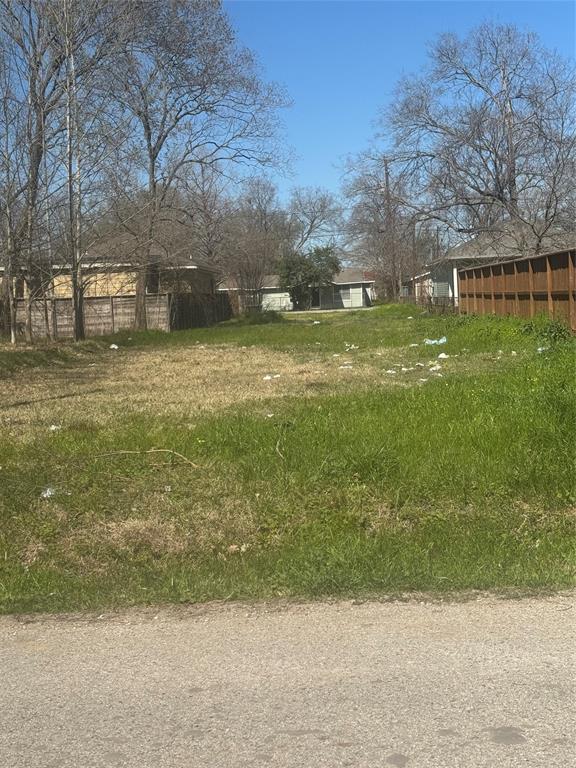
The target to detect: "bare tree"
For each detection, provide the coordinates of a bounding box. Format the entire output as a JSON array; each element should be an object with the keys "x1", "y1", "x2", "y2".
[
  {"x1": 221, "y1": 176, "x2": 288, "y2": 310},
  {"x1": 386, "y1": 22, "x2": 576, "y2": 255},
  {"x1": 344, "y1": 153, "x2": 435, "y2": 298},
  {"x1": 113, "y1": 0, "x2": 287, "y2": 329},
  {"x1": 287, "y1": 186, "x2": 342, "y2": 254}
]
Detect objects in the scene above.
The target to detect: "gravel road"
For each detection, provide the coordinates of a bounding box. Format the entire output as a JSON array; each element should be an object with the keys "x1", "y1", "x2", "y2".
[{"x1": 1, "y1": 595, "x2": 574, "y2": 767}]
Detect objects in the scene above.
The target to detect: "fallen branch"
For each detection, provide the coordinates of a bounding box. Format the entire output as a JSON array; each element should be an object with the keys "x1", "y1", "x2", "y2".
[{"x1": 94, "y1": 449, "x2": 199, "y2": 468}]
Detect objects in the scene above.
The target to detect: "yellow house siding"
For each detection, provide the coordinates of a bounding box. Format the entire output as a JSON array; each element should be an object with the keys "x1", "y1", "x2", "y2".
[{"x1": 51, "y1": 271, "x2": 138, "y2": 298}]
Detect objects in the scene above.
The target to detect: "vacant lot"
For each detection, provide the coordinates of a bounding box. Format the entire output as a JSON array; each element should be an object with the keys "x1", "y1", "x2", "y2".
[{"x1": 0, "y1": 306, "x2": 574, "y2": 613}]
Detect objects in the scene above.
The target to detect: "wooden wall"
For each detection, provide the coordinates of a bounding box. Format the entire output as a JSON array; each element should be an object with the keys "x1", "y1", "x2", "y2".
[
  {"x1": 13, "y1": 294, "x2": 170, "y2": 338},
  {"x1": 458, "y1": 249, "x2": 575, "y2": 331}
]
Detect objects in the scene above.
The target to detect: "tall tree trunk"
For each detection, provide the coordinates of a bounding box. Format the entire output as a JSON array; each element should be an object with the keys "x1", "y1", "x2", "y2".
[{"x1": 65, "y1": 0, "x2": 85, "y2": 341}]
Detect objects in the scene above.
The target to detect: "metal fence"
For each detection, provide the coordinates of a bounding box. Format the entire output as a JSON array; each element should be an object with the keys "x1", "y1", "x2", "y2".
[{"x1": 458, "y1": 249, "x2": 576, "y2": 331}]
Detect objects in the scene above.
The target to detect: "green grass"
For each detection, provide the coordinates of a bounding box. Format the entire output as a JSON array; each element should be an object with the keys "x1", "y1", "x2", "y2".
[{"x1": 0, "y1": 308, "x2": 574, "y2": 613}]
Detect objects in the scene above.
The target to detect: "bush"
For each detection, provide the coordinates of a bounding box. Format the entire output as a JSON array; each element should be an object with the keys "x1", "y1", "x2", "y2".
[
  {"x1": 237, "y1": 309, "x2": 285, "y2": 325},
  {"x1": 521, "y1": 316, "x2": 572, "y2": 344}
]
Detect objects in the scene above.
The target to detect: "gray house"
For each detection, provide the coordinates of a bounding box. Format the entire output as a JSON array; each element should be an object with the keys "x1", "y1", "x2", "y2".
[{"x1": 220, "y1": 269, "x2": 376, "y2": 312}]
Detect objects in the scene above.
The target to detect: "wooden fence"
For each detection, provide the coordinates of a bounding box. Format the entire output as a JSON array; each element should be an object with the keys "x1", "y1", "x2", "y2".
[
  {"x1": 1, "y1": 291, "x2": 233, "y2": 339},
  {"x1": 458, "y1": 249, "x2": 576, "y2": 331}
]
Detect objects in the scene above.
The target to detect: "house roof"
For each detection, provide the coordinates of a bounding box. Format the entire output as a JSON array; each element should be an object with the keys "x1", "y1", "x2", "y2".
[
  {"x1": 434, "y1": 229, "x2": 576, "y2": 267},
  {"x1": 218, "y1": 269, "x2": 376, "y2": 291},
  {"x1": 84, "y1": 233, "x2": 218, "y2": 272},
  {"x1": 332, "y1": 268, "x2": 376, "y2": 285}
]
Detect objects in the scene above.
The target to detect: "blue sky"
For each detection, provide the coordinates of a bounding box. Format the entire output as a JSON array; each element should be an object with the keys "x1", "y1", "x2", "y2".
[{"x1": 224, "y1": 1, "x2": 575, "y2": 197}]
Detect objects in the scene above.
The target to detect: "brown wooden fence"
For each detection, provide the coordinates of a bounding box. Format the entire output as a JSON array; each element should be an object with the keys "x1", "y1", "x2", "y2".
[
  {"x1": 1, "y1": 291, "x2": 233, "y2": 339},
  {"x1": 458, "y1": 249, "x2": 576, "y2": 331}
]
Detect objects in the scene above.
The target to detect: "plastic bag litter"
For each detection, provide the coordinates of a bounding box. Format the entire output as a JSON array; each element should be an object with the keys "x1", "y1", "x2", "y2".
[
  {"x1": 49, "y1": 424, "x2": 62, "y2": 432},
  {"x1": 429, "y1": 364, "x2": 442, "y2": 372},
  {"x1": 313, "y1": 321, "x2": 321, "y2": 325},
  {"x1": 409, "y1": 343, "x2": 419, "y2": 347},
  {"x1": 109, "y1": 343, "x2": 119, "y2": 350},
  {"x1": 537, "y1": 346, "x2": 548, "y2": 353},
  {"x1": 385, "y1": 369, "x2": 397, "y2": 374},
  {"x1": 41, "y1": 487, "x2": 56, "y2": 499},
  {"x1": 437, "y1": 352, "x2": 449, "y2": 359},
  {"x1": 424, "y1": 336, "x2": 447, "y2": 345},
  {"x1": 263, "y1": 374, "x2": 281, "y2": 380}
]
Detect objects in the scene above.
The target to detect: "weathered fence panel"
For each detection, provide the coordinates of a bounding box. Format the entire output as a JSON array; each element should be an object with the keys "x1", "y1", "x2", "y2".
[
  {"x1": 9, "y1": 294, "x2": 170, "y2": 338},
  {"x1": 459, "y1": 249, "x2": 575, "y2": 331},
  {"x1": 3, "y1": 292, "x2": 232, "y2": 339},
  {"x1": 170, "y1": 292, "x2": 232, "y2": 330}
]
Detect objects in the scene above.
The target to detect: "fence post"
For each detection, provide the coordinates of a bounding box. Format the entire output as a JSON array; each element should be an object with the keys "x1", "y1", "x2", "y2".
[
  {"x1": 513, "y1": 261, "x2": 519, "y2": 317},
  {"x1": 110, "y1": 296, "x2": 115, "y2": 334},
  {"x1": 528, "y1": 259, "x2": 535, "y2": 317},
  {"x1": 546, "y1": 254, "x2": 554, "y2": 319},
  {"x1": 569, "y1": 250, "x2": 575, "y2": 332},
  {"x1": 51, "y1": 299, "x2": 58, "y2": 339},
  {"x1": 490, "y1": 266, "x2": 496, "y2": 314}
]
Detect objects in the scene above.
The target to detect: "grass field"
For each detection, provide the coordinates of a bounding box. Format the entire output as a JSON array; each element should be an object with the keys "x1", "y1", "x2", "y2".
[{"x1": 1, "y1": 305, "x2": 574, "y2": 613}]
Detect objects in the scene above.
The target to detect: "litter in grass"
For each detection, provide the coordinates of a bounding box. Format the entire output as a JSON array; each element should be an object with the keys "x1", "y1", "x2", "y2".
[
  {"x1": 424, "y1": 336, "x2": 447, "y2": 345},
  {"x1": 407, "y1": 316, "x2": 414, "y2": 319},
  {"x1": 339, "y1": 365, "x2": 354, "y2": 369},
  {"x1": 385, "y1": 369, "x2": 397, "y2": 374},
  {"x1": 49, "y1": 424, "x2": 62, "y2": 432},
  {"x1": 415, "y1": 362, "x2": 425, "y2": 368},
  {"x1": 164, "y1": 485, "x2": 172, "y2": 493},
  {"x1": 537, "y1": 346, "x2": 549, "y2": 353},
  {"x1": 409, "y1": 343, "x2": 419, "y2": 347},
  {"x1": 313, "y1": 321, "x2": 321, "y2": 325},
  {"x1": 401, "y1": 367, "x2": 415, "y2": 372},
  {"x1": 511, "y1": 351, "x2": 517, "y2": 356},
  {"x1": 332, "y1": 354, "x2": 340, "y2": 358},
  {"x1": 41, "y1": 487, "x2": 56, "y2": 499},
  {"x1": 419, "y1": 378, "x2": 428, "y2": 383},
  {"x1": 437, "y1": 352, "x2": 449, "y2": 359},
  {"x1": 109, "y1": 344, "x2": 119, "y2": 350},
  {"x1": 266, "y1": 413, "x2": 275, "y2": 418},
  {"x1": 429, "y1": 364, "x2": 442, "y2": 372},
  {"x1": 434, "y1": 372, "x2": 444, "y2": 377}
]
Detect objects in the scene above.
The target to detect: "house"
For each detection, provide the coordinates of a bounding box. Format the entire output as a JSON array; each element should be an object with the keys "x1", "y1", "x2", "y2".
[
  {"x1": 404, "y1": 230, "x2": 576, "y2": 307},
  {"x1": 219, "y1": 269, "x2": 376, "y2": 312},
  {"x1": 2, "y1": 235, "x2": 219, "y2": 300}
]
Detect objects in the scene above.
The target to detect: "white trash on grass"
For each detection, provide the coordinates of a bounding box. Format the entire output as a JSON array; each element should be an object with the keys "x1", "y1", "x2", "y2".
[
  {"x1": 109, "y1": 343, "x2": 119, "y2": 350},
  {"x1": 437, "y1": 352, "x2": 449, "y2": 359},
  {"x1": 429, "y1": 364, "x2": 442, "y2": 372},
  {"x1": 49, "y1": 424, "x2": 62, "y2": 432},
  {"x1": 424, "y1": 336, "x2": 447, "y2": 345},
  {"x1": 41, "y1": 487, "x2": 56, "y2": 499}
]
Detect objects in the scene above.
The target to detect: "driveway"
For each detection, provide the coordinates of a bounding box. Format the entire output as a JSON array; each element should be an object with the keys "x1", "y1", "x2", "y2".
[{"x1": 1, "y1": 595, "x2": 574, "y2": 767}]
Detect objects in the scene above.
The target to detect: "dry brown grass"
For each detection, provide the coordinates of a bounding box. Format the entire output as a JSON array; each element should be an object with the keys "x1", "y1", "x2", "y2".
[{"x1": 0, "y1": 343, "x2": 388, "y2": 438}]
